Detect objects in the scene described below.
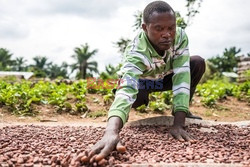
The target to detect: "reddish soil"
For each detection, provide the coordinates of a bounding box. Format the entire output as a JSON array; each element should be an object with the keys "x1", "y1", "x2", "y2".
[{"x1": 0, "y1": 94, "x2": 249, "y2": 125}]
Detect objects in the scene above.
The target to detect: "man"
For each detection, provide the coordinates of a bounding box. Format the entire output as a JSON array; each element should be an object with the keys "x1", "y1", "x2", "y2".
[{"x1": 84, "y1": 0, "x2": 205, "y2": 164}]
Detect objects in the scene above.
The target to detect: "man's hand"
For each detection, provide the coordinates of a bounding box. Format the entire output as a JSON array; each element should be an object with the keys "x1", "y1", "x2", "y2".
[
  {"x1": 170, "y1": 111, "x2": 195, "y2": 142},
  {"x1": 82, "y1": 117, "x2": 126, "y2": 165},
  {"x1": 170, "y1": 125, "x2": 195, "y2": 141}
]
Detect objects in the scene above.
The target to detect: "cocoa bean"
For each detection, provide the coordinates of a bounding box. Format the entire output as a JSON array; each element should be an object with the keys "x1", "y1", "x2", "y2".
[{"x1": 0, "y1": 124, "x2": 248, "y2": 166}]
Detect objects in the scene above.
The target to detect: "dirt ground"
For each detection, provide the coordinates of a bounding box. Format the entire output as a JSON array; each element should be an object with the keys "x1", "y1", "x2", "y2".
[{"x1": 0, "y1": 94, "x2": 249, "y2": 126}]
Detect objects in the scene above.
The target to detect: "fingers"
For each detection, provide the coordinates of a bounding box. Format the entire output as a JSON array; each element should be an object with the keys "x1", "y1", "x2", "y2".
[
  {"x1": 79, "y1": 151, "x2": 89, "y2": 162},
  {"x1": 181, "y1": 131, "x2": 192, "y2": 141},
  {"x1": 90, "y1": 155, "x2": 97, "y2": 163},
  {"x1": 89, "y1": 143, "x2": 104, "y2": 157},
  {"x1": 180, "y1": 130, "x2": 196, "y2": 142},
  {"x1": 81, "y1": 143, "x2": 104, "y2": 163},
  {"x1": 98, "y1": 159, "x2": 108, "y2": 166},
  {"x1": 175, "y1": 133, "x2": 185, "y2": 142},
  {"x1": 116, "y1": 141, "x2": 126, "y2": 153},
  {"x1": 87, "y1": 141, "x2": 123, "y2": 166},
  {"x1": 188, "y1": 134, "x2": 197, "y2": 144},
  {"x1": 170, "y1": 128, "x2": 196, "y2": 142},
  {"x1": 81, "y1": 155, "x2": 89, "y2": 163},
  {"x1": 95, "y1": 145, "x2": 115, "y2": 162},
  {"x1": 82, "y1": 135, "x2": 122, "y2": 165},
  {"x1": 89, "y1": 143, "x2": 106, "y2": 163},
  {"x1": 170, "y1": 131, "x2": 185, "y2": 142}
]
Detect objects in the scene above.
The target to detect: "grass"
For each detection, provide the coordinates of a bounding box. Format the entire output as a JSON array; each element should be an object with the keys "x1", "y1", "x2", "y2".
[{"x1": 87, "y1": 110, "x2": 107, "y2": 118}]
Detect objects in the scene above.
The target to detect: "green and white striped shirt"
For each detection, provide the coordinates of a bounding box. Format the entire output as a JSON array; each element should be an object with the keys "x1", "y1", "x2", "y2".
[{"x1": 108, "y1": 27, "x2": 190, "y2": 125}]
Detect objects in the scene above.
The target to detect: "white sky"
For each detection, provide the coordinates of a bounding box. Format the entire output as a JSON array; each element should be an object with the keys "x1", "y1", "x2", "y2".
[{"x1": 0, "y1": 0, "x2": 250, "y2": 73}]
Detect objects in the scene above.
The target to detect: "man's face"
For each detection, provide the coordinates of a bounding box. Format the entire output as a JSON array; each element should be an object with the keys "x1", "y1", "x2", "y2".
[{"x1": 142, "y1": 11, "x2": 176, "y2": 53}]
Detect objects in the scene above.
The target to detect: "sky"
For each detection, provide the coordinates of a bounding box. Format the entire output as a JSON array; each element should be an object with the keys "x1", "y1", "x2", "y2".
[{"x1": 0, "y1": 0, "x2": 250, "y2": 74}]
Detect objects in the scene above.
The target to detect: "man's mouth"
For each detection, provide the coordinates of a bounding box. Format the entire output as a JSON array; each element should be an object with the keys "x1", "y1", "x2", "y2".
[{"x1": 159, "y1": 41, "x2": 172, "y2": 45}]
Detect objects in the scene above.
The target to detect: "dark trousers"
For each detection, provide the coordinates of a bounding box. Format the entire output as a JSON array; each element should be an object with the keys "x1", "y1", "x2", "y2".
[{"x1": 132, "y1": 55, "x2": 206, "y2": 108}]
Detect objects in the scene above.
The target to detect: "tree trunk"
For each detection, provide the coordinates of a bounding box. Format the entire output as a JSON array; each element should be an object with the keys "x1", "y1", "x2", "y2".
[
  {"x1": 82, "y1": 61, "x2": 87, "y2": 79},
  {"x1": 79, "y1": 64, "x2": 83, "y2": 79}
]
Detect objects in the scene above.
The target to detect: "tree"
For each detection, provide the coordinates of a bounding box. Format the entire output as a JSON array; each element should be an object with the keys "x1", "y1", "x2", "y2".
[
  {"x1": 30, "y1": 56, "x2": 52, "y2": 77},
  {"x1": 132, "y1": 11, "x2": 142, "y2": 32},
  {"x1": 100, "y1": 64, "x2": 122, "y2": 80},
  {"x1": 47, "y1": 62, "x2": 68, "y2": 79},
  {"x1": 114, "y1": 38, "x2": 131, "y2": 54},
  {"x1": 0, "y1": 48, "x2": 14, "y2": 71},
  {"x1": 71, "y1": 43, "x2": 99, "y2": 79},
  {"x1": 208, "y1": 47, "x2": 241, "y2": 73},
  {"x1": 133, "y1": 10, "x2": 143, "y2": 32},
  {"x1": 12, "y1": 57, "x2": 27, "y2": 71},
  {"x1": 185, "y1": 0, "x2": 203, "y2": 26}
]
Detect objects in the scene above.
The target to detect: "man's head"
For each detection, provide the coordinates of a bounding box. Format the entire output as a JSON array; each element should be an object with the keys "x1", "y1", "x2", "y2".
[{"x1": 142, "y1": 1, "x2": 176, "y2": 54}]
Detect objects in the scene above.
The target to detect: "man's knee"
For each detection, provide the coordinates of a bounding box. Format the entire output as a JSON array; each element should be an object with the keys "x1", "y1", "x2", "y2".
[{"x1": 190, "y1": 55, "x2": 206, "y2": 74}]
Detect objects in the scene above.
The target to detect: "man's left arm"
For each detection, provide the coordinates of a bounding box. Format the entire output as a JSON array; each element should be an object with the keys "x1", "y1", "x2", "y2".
[{"x1": 170, "y1": 28, "x2": 194, "y2": 141}]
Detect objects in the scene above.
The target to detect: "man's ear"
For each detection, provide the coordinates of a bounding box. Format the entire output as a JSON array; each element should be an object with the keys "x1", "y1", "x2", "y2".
[{"x1": 142, "y1": 23, "x2": 147, "y2": 32}]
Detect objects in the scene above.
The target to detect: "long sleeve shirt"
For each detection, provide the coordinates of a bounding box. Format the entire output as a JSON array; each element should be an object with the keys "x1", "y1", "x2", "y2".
[{"x1": 108, "y1": 27, "x2": 190, "y2": 125}]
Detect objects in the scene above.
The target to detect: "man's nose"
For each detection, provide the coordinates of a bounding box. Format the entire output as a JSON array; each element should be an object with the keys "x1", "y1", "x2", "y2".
[{"x1": 162, "y1": 31, "x2": 171, "y2": 38}]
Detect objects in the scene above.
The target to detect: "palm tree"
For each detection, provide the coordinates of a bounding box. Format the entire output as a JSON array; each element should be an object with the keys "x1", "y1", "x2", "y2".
[
  {"x1": 71, "y1": 43, "x2": 98, "y2": 79},
  {"x1": 13, "y1": 57, "x2": 27, "y2": 71},
  {"x1": 30, "y1": 56, "x2": 51, "y2": 77},
  {"x1": 100, "y1": 64, "x2": 122, "y2": 80},
  {"x1": 48, "y1": 62, "x2": 68, "y2": 79},
  {"x1": 0, "y1": 48, "x2": 14, "y2": 71},
  {"x1": 32, "y1": 56, "x2": 51, "y2": 69}
]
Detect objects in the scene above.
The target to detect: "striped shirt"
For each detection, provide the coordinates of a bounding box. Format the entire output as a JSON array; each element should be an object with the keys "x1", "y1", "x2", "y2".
[{"x1": 108, "y1": 27, "x2": 190, "y2": 125}]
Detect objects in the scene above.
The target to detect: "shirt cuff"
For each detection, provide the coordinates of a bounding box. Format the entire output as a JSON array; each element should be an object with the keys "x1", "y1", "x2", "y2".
[
  {"x1": 173, "y1": 106, "x2": 189, "y2": 113},
  {"x1": 108, "y1": 109, "x2": 127, "y2": 126}
]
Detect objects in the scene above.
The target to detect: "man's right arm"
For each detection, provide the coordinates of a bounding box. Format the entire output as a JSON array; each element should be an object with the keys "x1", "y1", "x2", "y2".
[
  {"x1": 82, "y1": 117, "x2": 124, "y2": 165},
  {"x1": 108, "y1": 54, "x2": 147, "y2": 125},
  {"x1": 84, "y1": 53, "x2": 147, "y2": 164}
]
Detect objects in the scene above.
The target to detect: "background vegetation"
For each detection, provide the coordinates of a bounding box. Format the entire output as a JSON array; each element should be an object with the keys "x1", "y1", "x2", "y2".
[{"x1": 0, "y1": 0, "x2": 249, "y2": 117}]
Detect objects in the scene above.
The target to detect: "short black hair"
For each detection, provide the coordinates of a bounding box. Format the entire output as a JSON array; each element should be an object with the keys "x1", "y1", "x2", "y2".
[{"x1": 143, "y1": 1, "x2": 175, "y2": 24}]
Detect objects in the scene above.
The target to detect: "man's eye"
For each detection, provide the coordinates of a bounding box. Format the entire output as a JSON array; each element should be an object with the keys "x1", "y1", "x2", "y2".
[
  {"x1": 155, "y1": 27, "x2": 163, "y2": 31},
  {"x1": 169, "y1": 25, "x2": 176, "y2": 31}
]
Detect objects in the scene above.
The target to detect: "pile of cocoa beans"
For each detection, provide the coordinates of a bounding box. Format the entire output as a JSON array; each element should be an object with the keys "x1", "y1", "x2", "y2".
[{"x1": 0, "y1": 124, "x2": 249, "y2": 166}]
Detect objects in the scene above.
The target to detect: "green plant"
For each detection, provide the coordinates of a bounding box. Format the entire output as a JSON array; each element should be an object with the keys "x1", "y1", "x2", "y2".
[
  {"x1": 135, "y1": 104, "x2": 148, "y2": 113},
  {"x1": 243, "y1": 70, "x2": 250, "y2": 80},
  {"x1": 161, "y1": 91, "x2": 173, "y2": 105},
  {"x1": 103, "y1": 93, "x2": 114, "y2": 105},
  {"x1": 0, "y1": 79, "x2": 89, "y2": 116},
  {"x1": 74, "y1": 102, "x2": 88, "y2": 113},
  {"x1": 87, "y1": 110, "x2": 107, "y2": 118},
  {"x1": 232, "y1": 81, "x2": 250, "y2": 103},
  {"x1": 196, "y1": 79, "x2": 249, "y2": 107},
  {"x1": 148, "y1": 101, "x2": 168, "y2": 114}
]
